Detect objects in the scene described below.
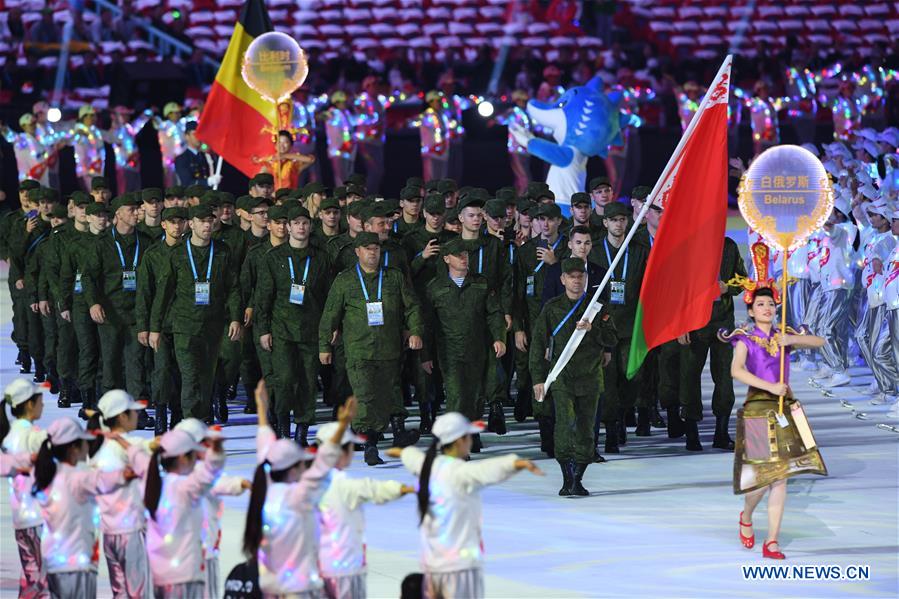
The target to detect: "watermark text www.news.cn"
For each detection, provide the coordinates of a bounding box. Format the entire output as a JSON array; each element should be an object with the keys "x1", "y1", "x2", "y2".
[{"x1": 742, "y1": 565, "x2": 871, "y2": 581}]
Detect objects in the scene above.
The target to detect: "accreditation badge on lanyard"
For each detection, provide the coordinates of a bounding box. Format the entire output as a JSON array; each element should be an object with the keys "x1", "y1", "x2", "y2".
[
  {"x1": 357, "y1": 264, "x2": 384, "y2": 326},
  {"x1": 547, "y1": 293, "x2": 586, "y2": 361},
  {"x1": 188, "y1": 241, "x2": 214, "y2": 306},
  {"x1": 288, "y1": 255, "x2": 310, "y2": 306},
  {"x1": 74, "y1": 272, "x2": 83, "y2": 294},
  {"x1": 113, "y1": 229, "x2": 140, "y2": 292},
  {"x1": 605, "y1": 239, "x2": 628, "y2": 305}
]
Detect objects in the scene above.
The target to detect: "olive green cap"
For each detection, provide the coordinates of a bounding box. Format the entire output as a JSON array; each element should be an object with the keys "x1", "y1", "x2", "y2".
[
  {"x1": 354, "y1": 231, "x2": 381, "y2": 248},
  {"x1": 423, "y1": 194, "x2": 446, "y2": 215},
  {"x1": 86, "y1": 202, "x2": 110, "y2": 216},
  {"x1": 603, "y1": 202, "x2": 629, "y2": 219},
  {"x1": 141, "y1": 187, "x2": 164, "y2": 203},
  {"x1": 162, "y1": 207, "x2": 188, "y2": 221},
  {"x1": 561, "y1": 257, "x2": 587, "y2": 274}
]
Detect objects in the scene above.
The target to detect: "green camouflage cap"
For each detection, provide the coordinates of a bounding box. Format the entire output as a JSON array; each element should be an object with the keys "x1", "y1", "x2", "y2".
[
  {"x1": 354, "y1": 231, "x2": 381, "y2": 248},
  {"x1": 49, "y1": 204, "x2": 68, "y2": 219},
  {"x1": 438, "y1": 179, "x2": 458, "y2": 194},
  {"x1": 561, "y1": 257, "x2": 587, "y2": 274},
  {"x1": 423, "y1": 194, "x2": 446, "y2": 215},
  {"x1": 303, "y1": 181, "x2": 326, "y2": 196},
  {"x1": 184, "y1": 184, "x2": 208, "y2": 198},
  {"x1": 162, "y1": 207, "x2": 188, "y2": 221},
  {"x1": 235, "y1": 195, "x2": 253, "y2": 212},
  {"x1": 346, "y1": 173, "x2": 367, "y2": 187},
  {"x1": 400, "y1": 185, "x2": 422, "y2": 201},
  {"x1": 440, "y1": 236, "x2": 469, "y2": 257},
  {"x1": 333, "y1": 185, "x2": 347, "y2": 200},
  {"x1": 483, "y1": 199, "x2": 507, "y2": 218},
  {"x1": 496, "y1": 188, "x2": 518, "y2": 204},
  {"x1": 630, "y1": 185, "x2": 651, "y2": 201},
  {"x1": 246, "y1": 196, "x2": 271, "y2": 212},
  {"x1": 274, "y1": 188, "x2": 293, "y2": 199},
  {"x1": 287, "y1": 204, "x2": 311, "y2": 221},
  {"x1": 91, "y1": 176, "x2": 109, "y2": 190},
  {"x1": 189, "y1": 204, "x2": 215, "y2": 219},
  {"x1": 110, "y1": 194, "x2": 141, "y2": 211},
  {"x1": 406, "y1": 176, "x2": 424, "y2": 188},
  {"x1": 570, "y1": 192, "x2": 591, "y2": 206},
  {"x1": 319, "y1": 197, "x2": 340, "y2": 212},
  {"x1": 26, "y1": 188, "x2": 42, "y2": 201},
  {"x1": 20, "y1": 179, "x2": 41, "y2": 191},
  {"x1": 267, "y1": 205, "x2": 288, "y2": 221},
  {"x1": 250, "y1": 172, "x2": 274, "y2": 186},
  {"x1": 589, "y1": 176, "x2": 611, "y2": 191},
  {"x1": 141, "y1": 187, "x2": 164, "y2": 203},
  {"x1": 70, "y1": 191, "x2": 92, "y2": 206},
  {"x1": 86, "y1": 202, "x2": 110, "y2": 216},
  {"x1": 535, "y1": 203, "x2": 562, "y2": 219},
  {"x1": 347, "y1": 200, "x2": 370, "y2": 218},
  {"x1": 218, "y1": 191, "x2": 235, "y2": 206},
  {"x1": 200, "y1": 191, "x2": 221, "y2": 207},
  {"x1": 345, "y1": 183, "x2": 366, "y2": 197},
  {"x1": 603, "y1": 202, "x2": 629, "y2": 219},
  {"x1": 164, "y1": 185, "x2": 184, "y2": 197}
]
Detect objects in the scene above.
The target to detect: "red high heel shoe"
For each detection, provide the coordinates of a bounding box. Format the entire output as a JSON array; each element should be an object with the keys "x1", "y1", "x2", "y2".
[
  {"x1": 739, "y1": 511, "x2": 755, "y2": 549},
  {"x1": 762, "y1": 540, "x2": 785, "y2": 559}
]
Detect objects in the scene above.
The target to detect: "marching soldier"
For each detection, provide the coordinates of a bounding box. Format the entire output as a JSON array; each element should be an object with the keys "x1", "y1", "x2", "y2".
[
  {"x1": 678, "y1": 236, "x2": 746, "y2": 451},
  {"x1": 80, "y1": 194, "x2": 155, "y2": 429},
  {"x1": 589, "y1": 202, "x2": 648, "y2": 453},
  {"x1": 531, "y1": 258, "x2": 618, "y2": 496},
  {"x1": 60, "y1": 200, "x2": 110, "y2": 417},
  {"x1": 422, "y1": 237, "x2": 507, "y2": 450},
  {"x1": 137, "y1": 188, "x2": 165, "y2": 240},
  {"x1": 513, "y1": 202, "x2": 568, "y2": 450},
  {"x1": 256, "y1": 204, "x2": 331, "y2": 445},
  {"x1": 319, "y1": 232, "x2": 424, "y2": 466},
  {"x1": 136, "y1": 206, "x2": 189, "y2": 433},
  {"x1": 150, "y1": 204, "x2": 242, "y2": 421}
]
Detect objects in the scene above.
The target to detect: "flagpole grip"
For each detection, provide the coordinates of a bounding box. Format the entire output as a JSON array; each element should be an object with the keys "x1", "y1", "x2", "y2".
[{"x1": 778, "y1": 250, "x2": 788, "y2": 415}]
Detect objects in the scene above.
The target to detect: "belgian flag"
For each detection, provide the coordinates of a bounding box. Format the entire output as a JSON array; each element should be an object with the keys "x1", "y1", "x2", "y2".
[{"x1": 196, "y1": 0, "x2": 277, "y2": 178}]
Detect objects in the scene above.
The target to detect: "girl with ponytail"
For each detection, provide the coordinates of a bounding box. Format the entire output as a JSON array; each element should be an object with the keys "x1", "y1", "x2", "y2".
[
  {"x1": 1, "y1": 378, "x2": 48, "y2": 597},
  {"x1": 139, "y1": 427, "x2": 226, "y2": 597},
  {"x1": 243, "y1": 380, "x2": 357, "y2": 597},
  {"x1": 389, "y1": 412, "x2": 544, "y2": 599},
  {"x1": 32, "y1": 416, "x2": 136, "y2": 599},
  {"x1": 89, "y1": 390, "x2": 156, "y2": 598}
]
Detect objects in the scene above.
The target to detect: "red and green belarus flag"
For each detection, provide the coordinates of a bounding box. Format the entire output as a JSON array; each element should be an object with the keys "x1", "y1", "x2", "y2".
[
  {"x1": 195, "y1": 0, "x2": 277, "y2": 178},
  {"x1": 626, "y1": 57, "x2": 733, "y2": 378}
]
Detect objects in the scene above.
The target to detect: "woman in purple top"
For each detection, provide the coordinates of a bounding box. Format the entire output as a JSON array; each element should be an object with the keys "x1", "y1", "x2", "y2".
[{"x1": 719, "y1": 280, "x2": 827, "y2": 561}]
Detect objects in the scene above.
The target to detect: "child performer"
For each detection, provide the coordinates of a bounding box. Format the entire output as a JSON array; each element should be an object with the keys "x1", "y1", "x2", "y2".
[
  {"x1": 390, "y1": 413, "x2": 543, "y2": 599},
  {"x1": 243, "y1": 381, "x2": 357, "y2": 598},
  {"x1": 32, "y1": 416, "x2": 138, "y2": 598},
  {"x1": 316, "y1": 422, "x2": 414, "y2": 599},
  {"x1": 1, "y1": 378, "x2": 48, "y2": 597}
]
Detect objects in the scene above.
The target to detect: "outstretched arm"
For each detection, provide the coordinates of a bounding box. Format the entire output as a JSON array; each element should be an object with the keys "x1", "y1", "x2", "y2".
[{"x1": 527, "y1": 137, "x2": 575, "y2": 167}]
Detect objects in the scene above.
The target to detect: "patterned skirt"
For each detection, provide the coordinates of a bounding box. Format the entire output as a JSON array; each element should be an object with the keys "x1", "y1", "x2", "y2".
[{"x1": 733, "y1": 389, "x2": 828, "y2": 494}]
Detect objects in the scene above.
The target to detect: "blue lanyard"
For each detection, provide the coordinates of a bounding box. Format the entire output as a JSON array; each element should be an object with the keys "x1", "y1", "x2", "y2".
[
  {"x1": 26, "y1": 232, "x2": 47, "y2": 255},
  {"x1": 111, "y1": 229, "x2": 139, "y2": 270},
  {"x1": 356, "y1": 264, "x2": 382, "y2": 302},
  {"x1": 535, "y1": 235, "x2": 564, "y2": 272},
  {"x1": 392, "y1": 220, "x2": 398, "y2": 233},
  {"x1": 288, "y1": 255, "x2": 311, "y2": 285},
  {"x1": 604, "y1": 239, "x2": 628, "y2": 279},
  {"x1": 649, "y1": 234, "x2": 654, "y2": 248},
  {"x1": 383, "y1": 250, "x2": 389, "y2": 268},
  {"x1": 187, "y1": 240, "x2": 214, "y2": 282},
  {"x1": 477, "y1": 245, "x2": 484, "y2": 274},
  {"x1": 552, "y1": 293, "x2": 586, "y2": 337},
  {"x1": 508, "y1": 243, "x2": 515, "y2": 265}
]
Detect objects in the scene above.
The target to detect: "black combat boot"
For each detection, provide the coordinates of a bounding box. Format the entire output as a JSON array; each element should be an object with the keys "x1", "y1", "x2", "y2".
[
  {"x1": 618, "y1": 418, "x2": 627, "y2": 446},
  {"x1": 215, "y1": 387, "x2": 230, "y2": 424},
  {"x1": 537, "y1": 417, "x2": 555, "y2": 458},
  {"x1": 666, "y1": 406, "x2": 685, "y2": 438},
  {"x1": 418, "y1": 400, "x2": 433, "y2": 434},
  {"x1": 364, "y1": 431, "x2": 384, "y2": 465},
  {"x1": 635, "y1": 408, "x2": 652, "y2": 436},
  {"x1": 57, "y1": 379, "x2": 71, "y2": 408},
  {"x1": 155, "y1": 405, "x2": 168, "y2": 435},
  {"x1": 471, "y1": 433, "x2": 483, "y2": 453},
  {"x1": 78, "y1": 388, "x2": 95, "y2": 420},
  {"x1": 136, "y1": 410, "x2": 156, "y2": 431},
  {"x1": 169, "y1": 402, "x2": 183, "y2": 429},
  {"x1": 571, "y1": 463, "x2": 590, "y2": 496},
  {"x1": 487, "y1": 402, "x2": 507, "y2": 435},
  {"x1": 558, "y1": 460, "x2": 573, "y2": 496},
  {"x1": 651, "y1": 404, "x2": 666, "y2": 428},
  {"x1": 32, "y1": 361, "x2": 46, "y2": 384},
  {"x1": 592, "y1": 431, "x2": 606, "y2": 463},
  {"x1": 390, "y1": 416, "x2": 420, "y2": 448},
  {"x1": 18, "y1": 351, "x2": 31, "y2": 374},
  {"x1": 294, "y1": 424, "x2": 310, "y2": 448},
  {"x1": 514, "y1": 387, "x2": 531, "y2": 422},
  {"x1": 712, "y1": 414, "x2": 735, "y2": 451},
  {"x1": 684, "y1": 419, "x2": 703, "y2": 451},
  {"x1": 604, "y1": 421, "x2": 620, "y2": 454}
]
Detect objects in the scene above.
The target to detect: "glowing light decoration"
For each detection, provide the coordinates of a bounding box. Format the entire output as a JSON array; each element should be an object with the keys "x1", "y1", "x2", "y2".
[
  {"x1": 47, "y1": 107, "x2": 62, "y2": 123},
  {"x1": 242, "y1": 32, "x2": 308, "y2": 104},
  {"x1": 738, "y1": 145, "x2": 834, "y2": 252},
  {"x1": 477, "y1": 100, "x2": 494, "y2": 118}
]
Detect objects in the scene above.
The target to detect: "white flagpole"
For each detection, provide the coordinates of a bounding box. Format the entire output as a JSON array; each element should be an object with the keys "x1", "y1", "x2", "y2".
[{"x1": 543, "y1": 55, "x2": 733, "y2": 393}]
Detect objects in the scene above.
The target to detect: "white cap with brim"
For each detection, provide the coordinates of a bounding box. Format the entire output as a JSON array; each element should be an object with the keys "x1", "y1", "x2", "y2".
[
  {"x1": 834, "y1": 194, "x2": 850, "y2": 217},
  {"x1": 432, "y1": 412, "x2": 484, "y2": 447},
  {"x1": 47, "y1": 417, "x2": 95, "y2": 446},
  {"x1": 867, "y1": 202, "x2": 890, "y2": 219},
  {"x1": 174, "y1": 418, "x2": 223, "y2": 442},
  {"x1": 97, "y1": 389, "x2": 145, "y2": 420},
  {"x1": 265, "y1": 439, "x2": 314, "y2": 471},
  {"x1": 159, "y1": 430, "x2": 204, "y2": 459},
  {"x1": 315, "y1": 422, "x2": 365, "y2": 446},
  {"x1": 4, "y1": 378, "x2": 43, "y2": 407}
]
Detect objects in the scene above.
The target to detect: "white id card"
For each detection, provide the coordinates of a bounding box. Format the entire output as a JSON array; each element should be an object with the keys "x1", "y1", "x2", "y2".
[
  {"x1": 366, "y1": 301, "x2": 384, "y2": 326},
  {"x1": 195, "y1": 282, "x2": 210, "y2": 306},
  {"x1": 610, "y1": 280, "x2": 625, "y2": 305},
  {"x1": 289, "y1": 284, "x2": 305, "y2": 305},
  {"x1": 122, "y1": 270, "x2": 136, "y2": 291},
  {"x1": 526, "y1": 274, "x2": 535, "y2": 297},
  {"x1": 74, "y1": 273, "x2": 83, "y2": 294}
]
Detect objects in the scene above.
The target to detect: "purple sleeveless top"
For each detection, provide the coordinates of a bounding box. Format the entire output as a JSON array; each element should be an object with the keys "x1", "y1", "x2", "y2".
[{"x1": 725, "y1": 325, "x2": 790, "y2": 385}]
